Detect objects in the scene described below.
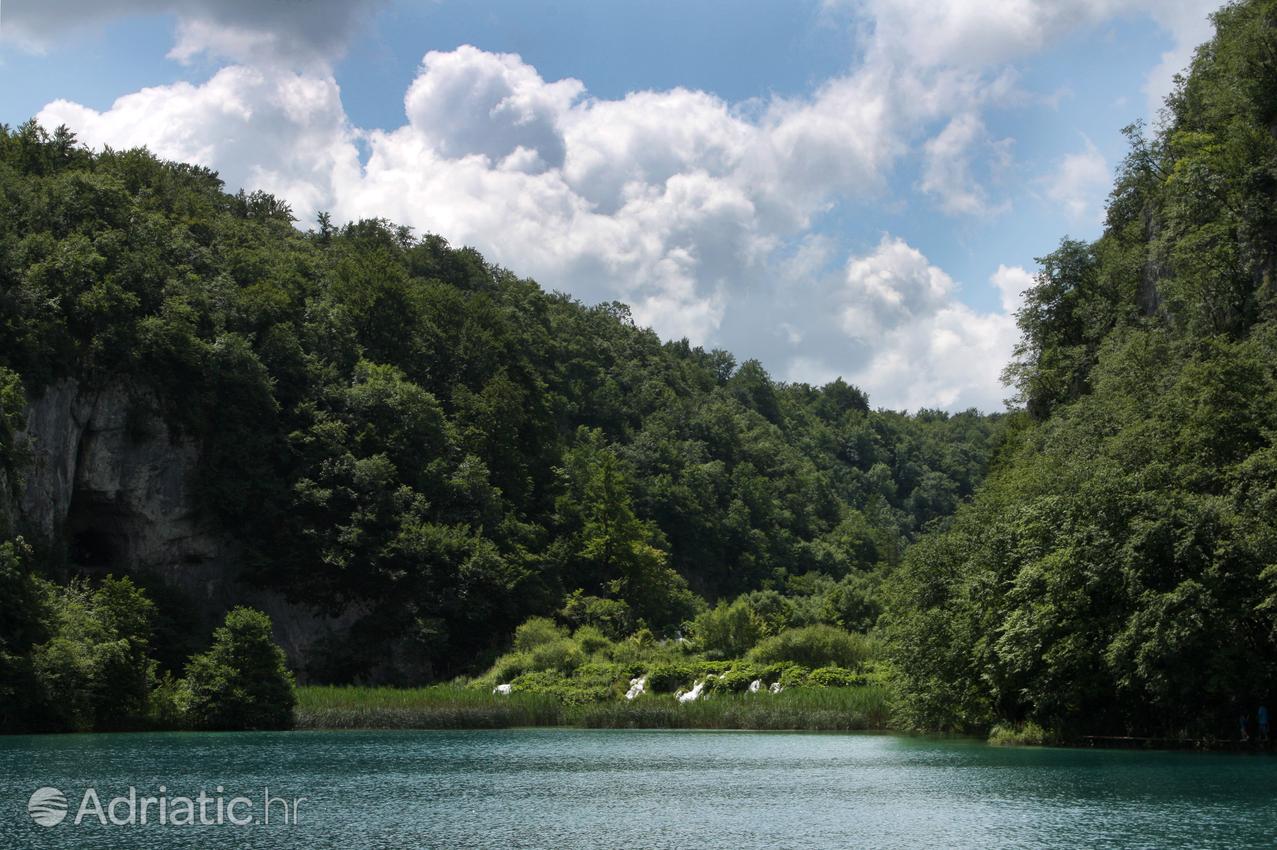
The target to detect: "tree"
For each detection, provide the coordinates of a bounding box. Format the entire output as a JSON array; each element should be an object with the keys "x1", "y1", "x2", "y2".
[{"x1": 183, "y1": 607, "x2": 295, "y2": 730}]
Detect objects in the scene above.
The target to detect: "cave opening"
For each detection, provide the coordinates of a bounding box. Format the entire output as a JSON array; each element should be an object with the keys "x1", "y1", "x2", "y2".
[{"x1": 65, "y1": 492, "x2": 133, "y2": 574}]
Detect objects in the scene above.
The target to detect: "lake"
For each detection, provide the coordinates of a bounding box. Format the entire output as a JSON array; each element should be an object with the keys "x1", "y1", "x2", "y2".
[{"x1": 1, "y1": 729, "x2": 1275, "y2": 849}]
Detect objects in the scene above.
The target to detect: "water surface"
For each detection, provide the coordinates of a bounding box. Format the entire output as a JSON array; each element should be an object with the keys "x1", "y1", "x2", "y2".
[{"x1": 1, "y1": 729, "x2": 1275, "y2": 849}]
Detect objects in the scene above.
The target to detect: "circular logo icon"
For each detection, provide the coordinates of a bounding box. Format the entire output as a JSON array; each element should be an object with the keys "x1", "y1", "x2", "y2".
[{"x1": 27, "y1": 787, "x2": 68, "y2": 827}]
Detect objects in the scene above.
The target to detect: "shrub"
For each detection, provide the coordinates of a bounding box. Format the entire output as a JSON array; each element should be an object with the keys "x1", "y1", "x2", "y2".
[
  {"x1": 647, "y1": 663, "x2": 695, "y2": 693},
  {"x1": 689, "y1": 599, "x2": 765, "y2": 659},
  {"x1": 988, "y1": 721, "x2": 1052, "y2": 747},
  {"x1": 486, "y1": 651, "x2": 534, "y2": 684},
  {"x1": 513, "y1": 617, "x2": 566, "y2": 651},
  {"x1": 182, "y1": 607, "x2": 295, "y2": 730},
  {"x1": 572, "y1": 624, "x2": 612, "y2": 656},
  {"x1": 528, "y1": 638, "x2": 584, "y2": 674},
  {"x1": 560, "y1": 591, "x2": 634, "y2": 640},
  {"x1": 807, "y1": 666, "x2": 860, "y2": 688},
  {"x1": 711, "y1": 665, "x2": 762, "y2": 693},
  {"x1": 748, "y1": 625, "x2": 874, "y2": 671},
  {"x1": 30, "y1": 576, "x2": 156, "y2": 731},
  {"x1": 778, "y1": 665, "x2": 811, "y2": 689}
]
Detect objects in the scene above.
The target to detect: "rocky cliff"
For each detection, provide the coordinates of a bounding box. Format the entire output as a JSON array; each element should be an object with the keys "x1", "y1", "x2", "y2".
[{"x1": 13, "y1": 379, "x2": 354, "y2": 677}]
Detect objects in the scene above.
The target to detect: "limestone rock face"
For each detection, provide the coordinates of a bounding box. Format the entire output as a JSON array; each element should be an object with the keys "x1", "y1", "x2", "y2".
[
  {"x1": 12, "y1": 379, "x2": 352, "y2": 677},
  {"x1": 20, "y1": 380, "x2": 216, "y2": 581}
]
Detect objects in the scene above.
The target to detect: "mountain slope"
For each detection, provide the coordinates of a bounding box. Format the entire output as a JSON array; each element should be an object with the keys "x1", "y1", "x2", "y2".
[{"x1": 889, "y1": 0, "x2": 1277, "y2": 737}]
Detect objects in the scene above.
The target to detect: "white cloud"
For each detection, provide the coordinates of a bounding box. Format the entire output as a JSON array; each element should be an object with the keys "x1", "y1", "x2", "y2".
[
  {"x1": 836, "y1": 237, "x2": 1019, "y2": 410},
  {"x1": 27, "y1": 36, "x2": 1040, "y2": 409},
  {"x1": 1044, "y1": 138, "x2": 1110, "y2": 224},
  {"x1": 918, "y1": 113, "x2": 1012, "y2": 216},
  {"x1": 830, "y1": 0, "x2": 1223, "y2": 116},
  {"x1": 37, "y1": 67, "x2": 359, "y2": 223},
  {"x1": 990, "y1": 264, "x2": 1036, "y2": 313},
  {"x1": 27, "y1": 0, "x2": 1228, "y2": 411}
]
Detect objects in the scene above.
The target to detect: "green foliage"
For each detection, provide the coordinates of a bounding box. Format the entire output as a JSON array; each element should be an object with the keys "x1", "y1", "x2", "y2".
[
  {"x1": 988, "y1": 722, "x2": 1052, "y2": 747},
  {"x1": 890, "y1": 0, "x2": 1277, "y2": 739},
  {"x1": 29, "y1": 575, "x2": 156, "y2": 732},
  {"x1": 182, "y1": 607, "x2": 296, "y2": 731},
  {"x1": 295, "y1": 683, "x2": 889, "y2": 731},
  {"x1": 0, "y1": 120, "x2": 1001, "y2": 694},
  {"x1": 806, "y1": 666, "x2": 861, "y2": 688},
  {"x1": 688, "y1": 598, "x2": 766, "y2": 659},
  {"x1": 647, "y1": 663, "x2": 697, "y2": 693},
  {"x1": 748, "y1": 625, "x2": 875, "y2": 671},
  {"x1": 560, "y1": 591, "x2": 634, "y2": 639},
  {"x1": 513, "y1": 617, "x2": 566, "y2": 651},
  {"x1": 572, "y1": 624, "x2": 612, "y2": 655}
]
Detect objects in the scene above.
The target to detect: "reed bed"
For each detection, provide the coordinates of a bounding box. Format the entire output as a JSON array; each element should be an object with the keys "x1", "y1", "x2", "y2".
[
  {"x1": 295, "y1": 685, "x2": 565, "y2": 729},
  {"x1": 296, "y1": 684, "x2": 890, "y2": 731}
]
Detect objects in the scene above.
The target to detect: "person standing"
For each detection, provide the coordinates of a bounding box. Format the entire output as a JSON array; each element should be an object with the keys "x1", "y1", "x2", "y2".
[{"x1": 1259, "y1": 705, "x2": 1270, "y2": 743}]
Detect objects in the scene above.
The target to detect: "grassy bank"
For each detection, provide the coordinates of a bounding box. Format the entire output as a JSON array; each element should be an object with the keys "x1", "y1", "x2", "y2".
[{"x1": 295, "y1": 684, "x2": 891, "y2": 731}]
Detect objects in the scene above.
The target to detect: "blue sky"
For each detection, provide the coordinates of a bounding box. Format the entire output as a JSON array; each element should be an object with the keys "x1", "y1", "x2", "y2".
[{"x1": 0, "y1": 0, "x2": 1225, "y2": 410}]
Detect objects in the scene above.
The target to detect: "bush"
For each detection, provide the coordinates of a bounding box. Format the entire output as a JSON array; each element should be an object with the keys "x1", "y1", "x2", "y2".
[
  {"x1": 486, "y1": 651, "x2": 534, "y2": 684},
  {"x1": 182, "y1": 607, "x2": 295, "y2": 730},
  {"x1": 560, "y1": 592, "x2": 634, "y2": 640},
  {"x1": 778, "y1": 665, "x2": 811, "y2": 689},
  {"x1": 710, "y1": 665, "x2": 762, "y2": 693},
  {"x1": 689, "y1": 599, "x2": 765, "y2": 659},
  {"x1": 806, "y1": 666, "x2": 861, "y2": 688},
  {"x1": 988, "y1": 721, "x2": 1052, "y2": 747},
  {"x1": 748, "y1": 625, "x2": 874, "y2": 671},
  {"x1": 572, "y1": 624, "x2": 612, "y2": 656},
  {"x1": 30, "y1": 576, "x2": 156, "y2": 731},
  {"x1": 513, "y1": 617, "x2": 566, "y2": 651},
  {"x1": 528, "y1": 638, "x2": 585, "y2": 674},
  {"x1": 647, "y1": 663, "x2": 695, "y2": 693}
]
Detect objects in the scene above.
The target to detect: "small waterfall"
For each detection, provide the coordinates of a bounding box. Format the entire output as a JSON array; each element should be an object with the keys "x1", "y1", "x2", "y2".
[
  {"x1": 677, "y1": 679, "x2": 707, "y2": 703},
  {"x1": 625, "y1": 675, "x2": 647, "y2": 700}
]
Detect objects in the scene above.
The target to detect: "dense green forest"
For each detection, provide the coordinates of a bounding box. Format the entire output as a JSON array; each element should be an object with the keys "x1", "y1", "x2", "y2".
[
  {"x1": 890, "y1": 0, "x2": 1277, "y2": 739},
  {"x1": 4, "y1": 0, "x2": 1273, "y2": 741},
  {"x1": 0, "y1": 108, "x2": 1000, "y2": 729}
]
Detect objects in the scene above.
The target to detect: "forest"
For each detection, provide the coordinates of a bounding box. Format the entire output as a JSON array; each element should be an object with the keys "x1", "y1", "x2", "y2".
[
  {"x1": 890, "y1": 0, "x2": 1277, "y2": 739},
  {"x1": 2, "y1": 0, "x2": 1275, "y2": 741},
  {"x1": 0, "y1": 112, "x2": 999, "y2": 731}
]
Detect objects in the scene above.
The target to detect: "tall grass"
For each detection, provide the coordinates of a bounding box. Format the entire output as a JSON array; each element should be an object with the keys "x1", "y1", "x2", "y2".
[
  {"x1": 295, "y1": 685, "x2": 564, "y2": 730},
  {"x1": 576, "y1": 686, "x2": 889, "y2": 730},
  {"x1": 296, "y1": 684, "x2": 890, "y2": 731}
]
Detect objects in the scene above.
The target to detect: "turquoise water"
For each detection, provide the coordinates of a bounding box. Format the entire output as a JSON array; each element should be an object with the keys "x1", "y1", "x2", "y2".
[{"x1": 1, "y1": 729, "x2": 1275, "y2": 849}]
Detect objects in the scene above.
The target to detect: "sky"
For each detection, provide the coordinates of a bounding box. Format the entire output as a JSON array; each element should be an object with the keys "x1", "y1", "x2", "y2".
[{"x1": 0, "y1": 0, "x2": 1227, "y2": 411}]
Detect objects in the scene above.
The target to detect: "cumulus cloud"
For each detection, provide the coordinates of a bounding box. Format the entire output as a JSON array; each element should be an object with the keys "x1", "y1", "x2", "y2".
[
  {"x1": 38, "y1": 67, "x2": 359, "y2": 222},
  {"x1": 2, "y1": 0, "x2": 386, "y2": 65},
  {"x1": 1044, "y1": 138, "x2": 1110, "y2": 224},
  {"x1": 826, "y1": 0, "x2": 1223, "y2": 127},
  {"x1": 836, "y1": 238, "x2": 1020, "y2": 410},
  {"x1": 990, "y1": 264, "x2": 1036, "y2": 313},
  {"x1": 25, "y1": 0, "x2": 1228, "y2": 411}
]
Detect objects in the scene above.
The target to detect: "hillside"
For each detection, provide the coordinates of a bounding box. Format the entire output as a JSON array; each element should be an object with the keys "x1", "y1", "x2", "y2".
[
  {"x1": 889, "y1": 0, "x2": 1277, "y2": 739},
  {"x1": 0, "y1": 122, "x2": 1000, "y2": 698}
]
